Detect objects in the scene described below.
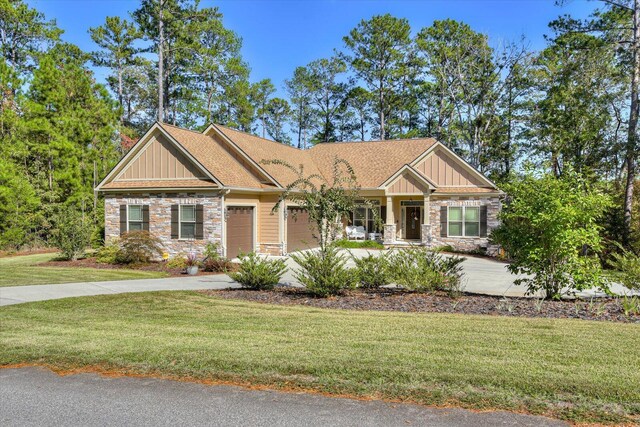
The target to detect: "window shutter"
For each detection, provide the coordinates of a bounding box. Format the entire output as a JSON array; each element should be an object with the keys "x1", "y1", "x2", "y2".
[
  {"x1": 480, "y1": 205, "x2": 488, "y2": 237},
  {"x1": 440, "y1": 206, "x2": 447, "y2": 237},
  {"x1": 142, "y1": 205, "x2": 150, "y2": 231},
  {"x1": 119, "y1": 205, "x2": 127, "y2": 235},
  {"x1": 171, "y1": 205, "x2": 179, "y2": 239},
  {"x1": 195, "y1": 204, "x2": 204, "y2": 240}
]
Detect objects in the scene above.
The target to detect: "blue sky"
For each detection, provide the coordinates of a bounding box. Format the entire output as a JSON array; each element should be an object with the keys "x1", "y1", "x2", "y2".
[{"x1": 27, "y1": 0, "x2": 597, "y2": 98}]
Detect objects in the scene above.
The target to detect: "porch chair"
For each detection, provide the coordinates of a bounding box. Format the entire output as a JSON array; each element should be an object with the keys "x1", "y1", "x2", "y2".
[{"x1": 345, "y1": 225, "x2": 367, "y2": 240}]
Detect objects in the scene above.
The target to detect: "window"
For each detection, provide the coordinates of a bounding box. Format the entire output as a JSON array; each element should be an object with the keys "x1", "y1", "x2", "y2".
[
  {"x1": 127, "y1": 205, "x2": 143, "y2": 231},
  {"x1": 180, "y1": 205, "x2": 196, "y2": 239},
  {"x1": 448, "y1": 206, "x2": 480, "y2": 237},
  {"x1": 352, "y1": 201, "x2": 382, "y2": 233}
]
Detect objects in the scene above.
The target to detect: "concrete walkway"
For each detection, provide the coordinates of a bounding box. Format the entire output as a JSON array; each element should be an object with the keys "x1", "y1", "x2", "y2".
[
  {"x1": 0, "y1": 249, "x2": 633, "y2": 307},
  {"x1": 0, "y1": 367, "x2": 567, "y2": 427}
]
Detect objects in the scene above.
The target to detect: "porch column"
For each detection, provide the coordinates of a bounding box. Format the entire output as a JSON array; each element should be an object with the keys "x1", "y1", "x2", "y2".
[
  {"x1": 383, "y1": 196, "x2": 396, "y2": 244},
  {"x1": 421, "y1": 193, "x2": 432, "y2": 246}
]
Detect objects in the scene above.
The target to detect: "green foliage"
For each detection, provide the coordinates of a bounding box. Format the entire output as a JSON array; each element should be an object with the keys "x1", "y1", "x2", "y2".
[
  {"x1": 353, "y1": 252, "x2": 390, "y2": 289},
  {"x1": 50, "y1": 208, "x2": 91, "y2": 261},
  {"x1": 95, "y1": 241, "x2": 120, "y2": 264},
  {"x1": 203, "y1": 242, "x2": 221, "y2": 261},
  {"x1": 620, "y1": 296, "x2": 640, "y2": 317},
  {"x1": 608, "y1": 246, "x2": 640, "y2": 291},
  {"x1": 291, "y1": 246, "x2": 357, "y2": 297},
  {"x1": 332, "y1": 239, "x2": 384, "y2": 249},
  {"x1": 491, "y1": 169, "x2": 612, "y2": 299},
  {"x1": 388, "y1": 248, "x2": 465, "y2": 294},
  {"x1": 165, "y1": 254, "x2": 187, "y2": 270},
  {"x1": 264, "y1": 157, "x2": 375, "y2": 251},
  {"x1": 229, "y1": 252, "x2": 287, "y2": 290},
  {"x1": 115, "y1": 231, "x2": 164, "y2": 264}
]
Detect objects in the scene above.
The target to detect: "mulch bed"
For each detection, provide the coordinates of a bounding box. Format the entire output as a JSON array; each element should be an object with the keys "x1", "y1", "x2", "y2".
[
  {"x1": 39, "y1": 257, "x2": 225, "y2": 277},
  {"x1": 201, "y1": 288, "x2": 639, "y2": 323}
]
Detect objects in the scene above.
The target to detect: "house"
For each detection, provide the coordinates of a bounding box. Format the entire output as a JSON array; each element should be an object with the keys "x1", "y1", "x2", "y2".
[{"x1": 96, "y1": 122, "x2": 502, "y2": 258}]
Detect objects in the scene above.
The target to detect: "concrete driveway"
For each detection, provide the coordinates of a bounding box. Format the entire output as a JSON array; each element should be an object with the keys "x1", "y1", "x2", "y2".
[
  {"x1": 0, "y1": 367, "x2": 567, "y2": 427},
  {"x1": 0, "y1": 249, "x2": 632, "y2": 306}
]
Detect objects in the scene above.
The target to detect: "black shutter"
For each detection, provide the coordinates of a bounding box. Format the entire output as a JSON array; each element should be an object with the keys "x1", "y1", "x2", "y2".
[
  {"x1": 142, "y1": 205, "x2": 150, "y2": 231},
  {"x1": 480, "y1": 205, "x2": 488, "y2": 237},
  {"x1": 171, "y1": 205, "x2": 179, "y2": 239},
  {"x1": 440, "y1": 206, "x2": 448, "y2": 237},
  {"x1": 119, "y1": 205, "x2": 127, "y2": 235},
  {"x1": 195, "y1": 204, "x2": 204, "y2": 240}
]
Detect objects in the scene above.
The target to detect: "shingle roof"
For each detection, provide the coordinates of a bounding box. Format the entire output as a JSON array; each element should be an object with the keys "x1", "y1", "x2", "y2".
[
  {"x1": 213, "y1": 124, "x2": 323, "y2": 187},
  {"x1": 160, "y1": 123, "x2": 267, "y2": 189},
  {"x1": 308, "y1": 138, "x2": 437, "y2": 188},
  {"x1": 102, "y1": 179, "x2": 217, "y2": 189}
]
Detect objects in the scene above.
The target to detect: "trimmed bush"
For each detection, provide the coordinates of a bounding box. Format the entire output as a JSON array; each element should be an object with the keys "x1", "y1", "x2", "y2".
[
  {"x1": 115, "y1": 231, "x2": 164, "y2": 264},
  {"x1": 95, "y1": 241, "x2": 120, "y2": 264},
  {"x1": 353, "y1": 252, "x2": 390, "y2": 289},
  {"x1": 388, "y1": 248, "x2": 465, "y2": 294},
  {"x1": 229, "y1": 252, "x2": 287, "y2": 290},
  {"x1": 291, "y1": 246, "x2": 357, "y2": 297}
]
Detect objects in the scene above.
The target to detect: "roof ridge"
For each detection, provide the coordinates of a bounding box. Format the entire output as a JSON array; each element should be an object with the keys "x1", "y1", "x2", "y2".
[
  {"x1": 214, "y1": 124, "x2": 303, "y2": 150},
  {"x1": 311, "y1": 137, "x2": 437, "y2": 147}
]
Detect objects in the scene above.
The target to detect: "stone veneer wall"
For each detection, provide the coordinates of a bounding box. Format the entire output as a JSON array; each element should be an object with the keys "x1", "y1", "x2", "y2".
[
  {"x1": 104, "y1": 192, "x2": 223, "y2": 257},
  {"x1": 427, "y1": 196, "x2": 501, "y2": 255}
]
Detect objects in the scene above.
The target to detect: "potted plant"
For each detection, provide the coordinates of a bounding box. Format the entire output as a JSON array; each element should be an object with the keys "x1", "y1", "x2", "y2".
[{"x1": 185, "y1": 252, "x2": 200, "y2": 275}]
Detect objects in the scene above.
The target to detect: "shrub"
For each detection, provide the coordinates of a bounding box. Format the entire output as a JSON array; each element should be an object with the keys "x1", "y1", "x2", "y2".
[
  {"x1": 388, "y1": 248, "x2": 465, "y2": 294},
  {"x1": 353, "y1": 252, "x2": 390, "y2": 288},
  {"x1": 291, "y1": 246, "x2": 357, "y2": 297},
  {"x1": 51, "y1": 208, "x2": 91, "y2": 261},
  {"x1": 333, "y1": 239, "x2": 384, "y2": 250},
  {"x1": 203, "y1": 257, "x2": 233, "y2": 273},
  {"x1": 115, "y1": 231, "x2": 164, "y2": 264},
  {"x1": 203, "y1": 242, "x2": 221, "y2": 261},
  {"x1": 95, "y1": 241, "x2": 120, "y2": 264},
  {"x1": 491, "y1": 168, "x2": 611, "y2": 299},
  {"x1": 608, "y1": 247, "x2": 640, "y2": 291},
  {"x1": 229, "y1": 252, "x2": 287, "y2": 290},
  {"x1": 166, "y1": 254, "x2": 187, "y2": 270},
  {"x1": 185, "y1": 252, "x2": 200, "y2": 268}
]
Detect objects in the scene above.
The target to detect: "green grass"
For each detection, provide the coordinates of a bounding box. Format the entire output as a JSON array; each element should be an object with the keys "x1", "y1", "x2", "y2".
[
  {"x1": 332, "y1": 239, "x2": 384, "y2": 249},
  {"x1": 1, "y1": 292, "x2": 638, "y2": 424},
  {"x1": 0, "y1": 253, "x2": 167, "y2": 287}
]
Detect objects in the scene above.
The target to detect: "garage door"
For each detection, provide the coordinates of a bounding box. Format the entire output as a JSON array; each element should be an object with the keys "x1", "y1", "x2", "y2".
[
  {"x1": 226, "y1": 206, "x2": 254, "y2": 259},
  {"x1": 287, "y1": 207, "x2": 317, "y2": 253}
]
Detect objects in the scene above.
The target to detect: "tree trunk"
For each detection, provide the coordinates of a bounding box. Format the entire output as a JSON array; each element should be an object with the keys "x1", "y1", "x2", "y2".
[
  {"x1": 623, "y1": 0, "x2": 640, "y2": 245},
  {"x1": 379, "y1": 83, "x2": 385, "y2": 140},
  {"x1": 157, "y1": 0, "x2": 164, "y2": 123}
]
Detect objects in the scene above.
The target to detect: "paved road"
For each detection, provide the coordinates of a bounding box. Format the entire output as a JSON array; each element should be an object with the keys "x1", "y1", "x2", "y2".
[
  {"x1": 1, "y1": 249, "x2": 632, "y2": 306},
  {"x1": 0, "y1": 367, "x2": 567, "y2": 427}
]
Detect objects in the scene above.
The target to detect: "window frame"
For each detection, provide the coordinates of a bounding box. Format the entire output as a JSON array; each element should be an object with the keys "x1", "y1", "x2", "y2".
[
  {"x1": 127, "y1": 205, "x2": 144, "y2": 232},
  {"x1": 352, "y1": 200, "x2": 382, "y2": 233},
  {"x1": 447, "y1": 206, "x2": 480, "y2": 238},
  {"x1": 179, "y1": 204, "x2": 197, "y2": 240}
]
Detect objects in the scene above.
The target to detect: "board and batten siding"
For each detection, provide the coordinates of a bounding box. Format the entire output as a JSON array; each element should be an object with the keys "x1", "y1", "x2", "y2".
[
  {"x1": 116, "y1": 135, "x2": 204, "y2": 181},
  {"x1": 388, "y1": 173, "x2": 430, "y2": 194},
  {"x1": 415, "y1": 148, "x2": 485, "y2": 187}
]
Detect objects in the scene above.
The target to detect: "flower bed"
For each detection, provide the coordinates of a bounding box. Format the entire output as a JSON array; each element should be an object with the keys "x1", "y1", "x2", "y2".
[{"x1": 201, "y1": 288, "x2": 639, "y2": 323}]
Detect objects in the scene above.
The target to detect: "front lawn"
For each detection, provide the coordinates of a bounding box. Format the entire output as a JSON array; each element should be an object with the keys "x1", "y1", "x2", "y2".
[
  {"x1": 0, "y1": 292, "x2": 638, "y2": 424},
  {"x1": 0, "y1": 253, "x2": 167, "y2": 287}
]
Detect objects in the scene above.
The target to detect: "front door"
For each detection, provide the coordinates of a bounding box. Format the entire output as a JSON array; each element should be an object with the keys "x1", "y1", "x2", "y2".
[{"x1": 404, "y1": 206, "x2": 421, "y2": 240}]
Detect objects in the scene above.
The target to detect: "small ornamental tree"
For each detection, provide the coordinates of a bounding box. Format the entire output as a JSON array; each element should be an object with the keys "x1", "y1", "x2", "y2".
[
  {"x1": 262, "y1": 157, "x2": 375, "y2": 250},
  {"x1": 491, "y1": 168, "x2": 612, "y2": 299}
]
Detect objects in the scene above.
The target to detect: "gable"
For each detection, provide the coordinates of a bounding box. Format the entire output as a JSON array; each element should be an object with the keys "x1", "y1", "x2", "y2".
[
  {"x1": 387, "y1": 172, "x2": 431, "y2": 194},
  {"x1": 414, "y1": 147, "x2": 486, "y2": 187},
  {"x1": 114, "y1": 133, "x2": 207, "y2": 182}
]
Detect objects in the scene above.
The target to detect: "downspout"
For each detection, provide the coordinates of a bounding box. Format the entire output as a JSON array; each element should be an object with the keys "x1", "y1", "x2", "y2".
[{"x1": 220, "y1": 189, "x2": 230, "y2": 258}]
